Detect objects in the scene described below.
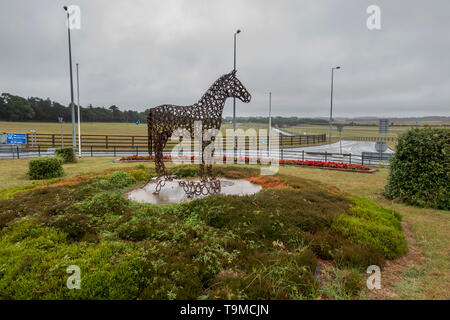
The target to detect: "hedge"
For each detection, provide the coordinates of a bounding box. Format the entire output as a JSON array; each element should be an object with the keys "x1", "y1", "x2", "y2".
[
  {"x1": 384, "y1": 128, "x2": 449, "y2": 210},
  {"x1": 332, "y1": 198, "x2": 407, "y2": 259},
  {"x1": 55, "y1": 147, "x2": 76, "y2": 163},
  {"x1": 28, "y1": 157, "x2": 64, "y2": 180}
]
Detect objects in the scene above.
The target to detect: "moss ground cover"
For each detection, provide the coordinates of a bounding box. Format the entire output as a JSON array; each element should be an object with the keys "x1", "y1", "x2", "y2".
[{"x1": 0, "y1": 165, "x2": 407, "y2": 299}]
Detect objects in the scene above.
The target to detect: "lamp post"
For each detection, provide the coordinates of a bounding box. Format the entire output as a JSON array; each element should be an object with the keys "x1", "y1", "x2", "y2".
[
  {"x1": 268, "y1": 92, "x2": 272, "y2": 157},
  {"x1": 58, "y1": 117, "x2": 64, "y2": 147},
  {"x1": 329, "y1": 66, "x2": 341, "y2": 143},
  {"x1": 233, "y1": 29, "x2": 241, "y2": 151},
  {"x1": 63, "y1": 6, "x2": 77, "y2": 149},
  {"x1": 76, "y1": 63, "x2": 81, "y2": 157}
]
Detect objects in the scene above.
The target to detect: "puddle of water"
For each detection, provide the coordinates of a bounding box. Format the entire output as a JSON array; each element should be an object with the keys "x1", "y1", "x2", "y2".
[{"x1": 128, "y1": 178, "x2": 262, "y2": 205}]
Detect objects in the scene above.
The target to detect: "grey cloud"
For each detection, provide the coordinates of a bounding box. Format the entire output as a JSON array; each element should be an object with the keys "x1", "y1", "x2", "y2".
[{"x1": 0, "y1": 0, "x2": 449, "y2": 118}]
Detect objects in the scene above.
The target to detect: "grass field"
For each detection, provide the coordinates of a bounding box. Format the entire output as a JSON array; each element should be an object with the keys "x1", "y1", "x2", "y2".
[
  {"x1": 2, "y1": 121, "x2": 447, "y2": 138},
  {"x1": 0, "y1": 157, "x2": 448, "y2": 299},
  {"x1": 0, "y1": 121, "x2": 272, "y2": 136},
  {"x1": 285, "y1": 125, "x2": 413, "y2": 139}
]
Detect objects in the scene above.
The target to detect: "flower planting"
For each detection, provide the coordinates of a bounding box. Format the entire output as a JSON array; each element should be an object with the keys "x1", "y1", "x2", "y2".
[
  {"x1": 0, "y1": 165, "x2": 406, "y2": 299},
  {"x1": 119, "y1": 155, "x2": 373, "y2": 172}
]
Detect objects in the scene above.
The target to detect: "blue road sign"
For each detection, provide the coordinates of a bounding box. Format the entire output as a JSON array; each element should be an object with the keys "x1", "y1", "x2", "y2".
[
  {"x1": 379, "y1": 119, "x2": 389, "y2": 134},
  {"x1": 135, "y1": 120, "x2": 140, "y2": 125},
  {"x1": 6, "y1": 133, "x2": 27, "y2": 145}
]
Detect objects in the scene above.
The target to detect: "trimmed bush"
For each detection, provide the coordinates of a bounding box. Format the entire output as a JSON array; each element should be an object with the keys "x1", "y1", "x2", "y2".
[
  {"x1": 334, "y1": 244, "x2": 385, "y2": 271},
  {"x1": 108, "y1": 171, "x2": 135, "y2": 187},
  {"x1": 332, "y1": 198, "x2": 408, "y2": 259},
  {"x1": 172, "y1": 165, "x2": 198, "y2": 177},
  {"x1": 0, "y1": 165, "x2": 410, "y2": 299},
  {"x1": 50, "y1": 213, "x2": 91, "y2": 241},
  {"x1": 28, "y1": 157, "x2": 64, "y2": 180},
  {"x1": 129, "y1": 169, "x2": 151, "y2": 182},
  {"x1": 55, "y1": 147, "x2": 76, "y2": 163},
  {"x1": 76, "y1": 191, "x2": 129, "y2": 216},
  {"x1": 385, "y1": 128, "x2": 449, "y2": 210}
]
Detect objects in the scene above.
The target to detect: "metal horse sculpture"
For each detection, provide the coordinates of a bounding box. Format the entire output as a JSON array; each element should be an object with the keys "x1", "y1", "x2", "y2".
[{"x1": 147, "y1": 70, "x2": 251, "y2": 196}]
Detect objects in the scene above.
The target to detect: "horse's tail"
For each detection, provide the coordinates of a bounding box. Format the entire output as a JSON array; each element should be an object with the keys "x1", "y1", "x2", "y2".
[{"x1": 147, "y1": 110, "x2": 153, "y2": 156}]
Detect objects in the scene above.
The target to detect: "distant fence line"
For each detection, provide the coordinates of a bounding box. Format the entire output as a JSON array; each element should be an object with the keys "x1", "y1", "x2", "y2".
[
  {"x1": 20, "y1": 133, "x2": 327, "y2": 150},
  {"x1": 0, "y1": 144, "x2": 392, "y2": 166},
  {"x1": 341, "y1": 136, "x2": 397, "y2": 142},
  {"x1": 1, "y1": 133, "x2": 394, "y2": 165}
]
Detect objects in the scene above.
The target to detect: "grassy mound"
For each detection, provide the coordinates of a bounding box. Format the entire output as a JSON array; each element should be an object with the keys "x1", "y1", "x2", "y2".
[{"x1": 0, "y1": 165, "x2": 407, "y2": 299}]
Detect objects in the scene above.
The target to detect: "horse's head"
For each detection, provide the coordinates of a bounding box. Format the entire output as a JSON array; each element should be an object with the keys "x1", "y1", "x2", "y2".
[{"x1": 223, "y1": 70, "x2": 251, "y2": 103}]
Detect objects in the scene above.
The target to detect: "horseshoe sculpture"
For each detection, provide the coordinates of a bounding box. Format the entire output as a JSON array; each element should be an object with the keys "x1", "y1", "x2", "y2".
[{"x1": 147, "y1": 70, "x2": 251, "y2": 197}]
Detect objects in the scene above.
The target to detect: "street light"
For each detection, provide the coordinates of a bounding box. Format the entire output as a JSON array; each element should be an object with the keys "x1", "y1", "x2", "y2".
[
  {"x1": 58, "y1": 117, "x2": 64, "y2": 147},
  {"x1": 329, "y1": 66, "x2": 341, "y2": 143},
  {"x1": 64, "y1": 6, "x2": 77, "y2": 149},
  {"x1": 233, "y1": 29, "x2": 241, "y2": 150},
  {"x1": 268, "y1": 92, "x2": 272, "y2": 157},
  {"x1": 76, "y1": 63, "x2": 81, "y2": 157}
]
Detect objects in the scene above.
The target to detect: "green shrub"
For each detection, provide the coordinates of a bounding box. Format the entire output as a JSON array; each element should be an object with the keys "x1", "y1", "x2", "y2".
[
  {"x1": 118, "y1": 220, "x2": 152, "y2": 241},
  {"x1": 28, "y1": 157, "x2": 64, "y2": 180},
  {"x1": 341, "y1": 269, "x2": 364, "y2": 297},
  {"x1": 334, "y1": 244, "x2": 385, "y2": 271},
  {"x1": 385, "y1": 128, "x2": 449, "y2": 209},
  {"x1": 55, "y1": 147, "x2": 76, "y2": 163},
  {"x1": 0, "y1": 165, "x2": 410, "y2": 299},
  {"x1": 76, "y1": 191, "x2": 129, "y2": 216},
  {"x1": 332, "y1": 198, "x2": 408, "y2": 259},
  {"x1": 108, "y1": 171, "x2": 135, "y2": 187},
  {"x1": 50, "y1": 214, "x2": 91, "y2": 241},
  {"x1": 207, "y1": 250, "x2": 318, "y2": 299},
  {"x1": 129, "y1": 169, "x2": 150, "y2": 182},
  {"x1": 172, "y1": 165, "x2": 198, "y2": 177},
  {"x1": 320, "y1": 267, "x2": 364, "y2": 299},
  {"x1": 306, "y1": 231, "x2": 343, "y2": 260}
]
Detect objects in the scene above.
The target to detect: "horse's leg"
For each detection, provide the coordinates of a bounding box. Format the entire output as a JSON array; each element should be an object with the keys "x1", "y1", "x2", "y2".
[
  {"x1": 206, "y1": 137, "x2": 216, "y2": 178},
  {"x1": 155, "y1": 132, "x2": 170, "y2": 175},
  {"x1": 152, "y1": 137, "x2": 165, "y2": 194},
  {"x1": 153, "y1": 132, "x2": 164, "y2": 178},
  {"x1": 159, "y1": 133, "x2": 171, "y2": 178},
  {"x1": 200, "y1": 140, "x2": 209, "y2": 181}
]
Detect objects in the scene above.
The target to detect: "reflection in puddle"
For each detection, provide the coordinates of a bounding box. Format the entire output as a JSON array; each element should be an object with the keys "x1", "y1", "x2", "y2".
[{"x1": 128, "y1": 178, "x2": 262, "y2": 205}]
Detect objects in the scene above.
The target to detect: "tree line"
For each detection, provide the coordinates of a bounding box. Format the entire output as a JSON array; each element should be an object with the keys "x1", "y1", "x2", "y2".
[
  {"x1": 0, "y1": 92, "x2": 149, "y2": 123},
  {"x1": 224, "y1": 116, "x2": 329, "y2": 126},
  {"x1": 1, "y1": 92, "x2": 330, "y2": 126}
]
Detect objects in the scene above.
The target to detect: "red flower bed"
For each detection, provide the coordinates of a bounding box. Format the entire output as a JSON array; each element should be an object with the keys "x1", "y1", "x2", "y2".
[
  {"x1": 279, "y1": 159, "x2": 370, "y2": 171},
  {"x1": 119, "y1": 155, "x2": 372, "y2": 172}
]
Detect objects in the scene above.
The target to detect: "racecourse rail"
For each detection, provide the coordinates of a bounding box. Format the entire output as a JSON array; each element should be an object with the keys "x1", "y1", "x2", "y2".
[
  {"x1": 0, "y1": 133, "x2": 392, "y2": 166},
  {"x1": 9, "y1": 132, "x2": 327, "y2": 149}
]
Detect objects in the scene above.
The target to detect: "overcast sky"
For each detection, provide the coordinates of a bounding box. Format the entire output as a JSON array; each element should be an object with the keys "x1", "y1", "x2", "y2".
[{"x1": 1, "y1": 0, "x2": 449, "y2": 118}]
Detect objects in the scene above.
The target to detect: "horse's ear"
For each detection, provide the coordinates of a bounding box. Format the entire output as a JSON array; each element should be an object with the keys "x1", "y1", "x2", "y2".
[{"x1": 229, "y1": 70, "x2": 237, "y2": 77}]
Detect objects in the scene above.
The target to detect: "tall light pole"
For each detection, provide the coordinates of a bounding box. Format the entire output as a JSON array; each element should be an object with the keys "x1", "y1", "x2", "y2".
[
  {"x1": 329, "y1": 66, "x2": 341, "y2": 143},
  {"x1": 233, "y1": 29, "x2": 241, "y2": 150},
  {"x1": 268, "y1": 92, "x2": 272, "y2": 157},
  {"x1": 76, "y1": 63, "x2": 81, "y2": 157},
  {"x1": 58, "y1": 117, "x2": 64, "y2": 147},
  {"x1": 64, "y1": 6, "x2": 77, "y2": 149}
]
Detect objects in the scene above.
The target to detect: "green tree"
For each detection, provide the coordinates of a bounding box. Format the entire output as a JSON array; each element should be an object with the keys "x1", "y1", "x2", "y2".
[{"x1": 0, "y1": 93, "x2": 35, "y2": 121}]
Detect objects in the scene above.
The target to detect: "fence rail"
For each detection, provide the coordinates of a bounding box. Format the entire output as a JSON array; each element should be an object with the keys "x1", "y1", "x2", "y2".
[
  {"x1": 0, "y1": 144, "x2": 392, "y2": 166},
  {"x1": 20, "y1": 133, "x2": 327, "y2": 150},
  {"x1": 341, "y1": 136, "x2": 397, "y2": 142}
]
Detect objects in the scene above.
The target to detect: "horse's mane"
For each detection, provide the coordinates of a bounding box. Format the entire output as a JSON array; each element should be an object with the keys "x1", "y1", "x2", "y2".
[{"x1": 198, "y1": 73, "x2": 230, "y2": 102}]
